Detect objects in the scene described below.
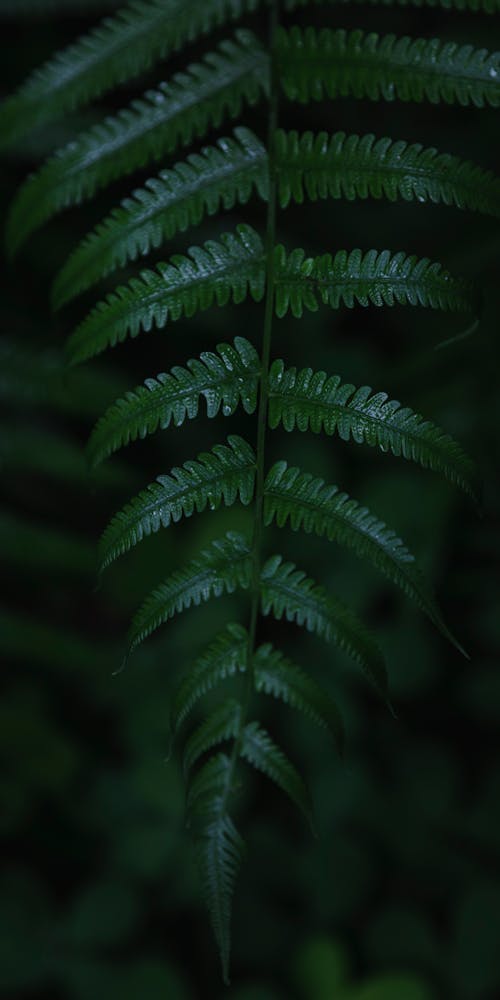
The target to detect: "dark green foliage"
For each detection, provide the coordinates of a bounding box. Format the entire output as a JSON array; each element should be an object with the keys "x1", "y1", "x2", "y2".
[
  {"x1": 171, "y1": 623, "x2": 248, "y2": 736},
  {"x1": 273, "y1": 246, "x2": 476, "y2": 315},
  {"x1": 267, "y1": 360, "x2": 478, "y2": 498},
  {"x1": 53, "y1": 126, "x2": 499, "y2": 310},
  {"x1": 87, "y1": 337, "x2": 261, "y2": 467},
  {"x1": 127, "y1": 531, "x2": 253, "y2": 655},
  {"x1": 253, "y1": 641, "x2": 344, "y2": 752},
  {"x1": 263, "y1": 460, "x2": 457, "y2": 646},
  {"x1": 52, "y1": 128, "x2": 268, "y2": 309},
  {"x1": 0, "y1": 1, "x2": 263, "y2": 151},
  {"x1": 260, "y1": 553, "x2": 388, "y2": 700},
  {"x1": 183, "y1": 698, "x2": 243, "y2": 774},
  {"x1": 277, "y1": 27, "x2": 500, "y2": 108},
  {"x1": 67, "y1": 224, "x2": 266, "y2": 363},
  {"x1": 6, "y1": 31, "x2": 268, "y2": 254},
  {"x1": 274, "y1": 129, "x2": 500, "y2": 218},
  {"x1": 3, "y1": 0, "x2": 491, "y2": 983},
  {"x1": 99, "y1": 435, "x2": 256, "y2": 569},
  {"x1": 239, "y1": 721, "x2": 314, "y2": 824},
  {"x1": 67, "y1": 238, "x2": 475, "y2": 365}
]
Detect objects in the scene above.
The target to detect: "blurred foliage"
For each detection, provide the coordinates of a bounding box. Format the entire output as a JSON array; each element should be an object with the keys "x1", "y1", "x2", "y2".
[{"x1": 1, "y1": 1, "x2": 500, "y2": 997}]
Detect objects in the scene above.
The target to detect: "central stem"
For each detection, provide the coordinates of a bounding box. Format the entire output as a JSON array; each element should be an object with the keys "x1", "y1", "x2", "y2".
[{"x1": 242, "y1": 0, "x2": 280, "y2": 716}]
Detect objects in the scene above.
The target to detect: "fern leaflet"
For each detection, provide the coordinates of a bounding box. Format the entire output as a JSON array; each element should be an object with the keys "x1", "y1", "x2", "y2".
[
  {"x1": 260, "y1": 553, "x2": 388, "y2": 701},
  {"x1": 183, "y1": 699, "x2": 243, "y2": 773},
  {"x1": 87, "y1": 337, "x2": 260, "y2": 467},
  {"x1": 68, "y1": 238, "x2": 474, "y2": 365},
  {"x1": 53, "y1": 127, "x2": 268, "y2": 309},
  {"x1": 127, "y1": 531, "x2": 252, "y2": 655},
  {"x1": 264, "y1": 461, "x2": 461, "y2": 649},
  {"x1": 274, "y1": 129, "x2": 500, "y2": 218},
  {"x1": 240, "y1": 721, "x2": 314, "y2": 825},
  {"x1": 54, "y1": 124, "x2": 499, "y2": 310},
  {"x1": 0, "y1": 1, "x2": 263, "y2": 150},
  {"x1": 67, "y1": 224, "x2": 265, "y2": 364},
  {"x1": 6, "y1": 30, "x2": 268, "y2": 255},
  {"x1": 254, "y1": 642, "x2": 344, "y2": 752},
  {"x1": 273, "y1": 246, "x2": 476, "y2": 316},
  {"x1": 187, "y1": 752, "x2": 244, "y2": 986},
  {"x1": 171, "y1": 623, "x2": 248, "y2": 737},
  {"x1": 99, "y1": 435, "x2": 256, "y2": 570},
  {"x1": 277, "y1": 27, "x2": 500, "y2": 108},
  {"x1": 268, "y1": 360, "x2": 478, "y2": 499}
]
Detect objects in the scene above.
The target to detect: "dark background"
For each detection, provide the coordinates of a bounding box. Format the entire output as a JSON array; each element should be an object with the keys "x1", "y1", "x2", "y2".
[{"x1": 1, "y1": 2, "x2": 500, "y2": 997}]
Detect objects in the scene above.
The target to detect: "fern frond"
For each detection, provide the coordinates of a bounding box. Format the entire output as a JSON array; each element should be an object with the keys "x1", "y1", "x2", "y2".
[
  {"x1": 172, "y1": 623, "x2": 248, "y2": 736},
  {"x1": 268, "y1": 361, "x2": 478, "y2": 499},
  {"x1": 187, "y1": 752, "x2": 244, "y2": 986},
  {"x1": 128, "y1": 531, "x2": 252, "y2": 655},
  {"x1": 260, "y1": 554, "x2": 388, "y2": 701},
  {"x1": 254, "y1": 642, "x2": 344, "y2": 753},
  {"x1": 273, "y1": 246, "x2": 476, "y2": 316},
  {"x1": 67, "y1": 225, "x2": 265, "y2": 364},
  {"x1": 264, "y1": 461, "x2": 460, "y2": 649},
  {"x1": 100, "y1": 435, "x2": 256, "y2": 570},
  {"x1": 6, "y1": 31, "x2": 268, "y2": 255},
  {"x1": 275, "y1": 129, "x2": 500, "y2": 219},
  {"x1": 277, "y1": 27, "x2": 500, "y2": 109},
  {"x1": 53, "y1": 127, "x2": 268, "y2": 309},
  {"x1": 183, "y1": 699, "x2": 242, "y2": 773},
  {"x1": 240, "y1": 721, "x2": 314, "y2": 825},
  {"x1": 0, "y1": 1, "x2": 262, "y2": 151},
  {"x1": 87, "y1": 337, "x2": 260, "y2": 467}
]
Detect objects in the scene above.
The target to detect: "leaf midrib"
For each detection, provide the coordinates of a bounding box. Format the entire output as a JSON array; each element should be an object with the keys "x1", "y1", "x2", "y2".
[{"x1": 283, "y1": 46, "x2": 500, "y2": 89}]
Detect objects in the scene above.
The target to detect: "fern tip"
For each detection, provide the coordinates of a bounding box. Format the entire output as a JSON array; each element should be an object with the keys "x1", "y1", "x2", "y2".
[{"x1": 112, "y1": 654, "x2": 128, "y2": 677}]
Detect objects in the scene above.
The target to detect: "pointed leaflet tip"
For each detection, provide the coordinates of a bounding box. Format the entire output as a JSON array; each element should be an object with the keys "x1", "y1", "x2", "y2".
[{"x1": 112, "y1": 653, "x2": 128, "y2": 676}]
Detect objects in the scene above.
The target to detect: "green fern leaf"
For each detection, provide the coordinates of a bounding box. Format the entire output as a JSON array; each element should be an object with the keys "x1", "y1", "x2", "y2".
[
  {"x1": 6, "y1": 30, "x2": 268, "y2": 255},
  {"x1": 273, "y1": 246, "x2": 476, "y2": 317},
  {"x1": 240, "y1": 721, "x2": 314, "y2": 825},
  {"x1": 268, "y1": 361, "x2": 478, "y2": 499},
  {"x1": 254, "y1": 642, "x2": 344, "y2": 753},
  {"x1": 68, "y1": 239, "x2": 472, "y2": 365},
  {"x1": 53, "y1": 123, "x2": 498, "y2": 310},
  {"x1": 127, "y1": 530, "x2": 252, "y2": 655},
  {"x1": 100, "y1": 435, "x2": 256, "y2": 570},
  {"x1": 67, "y1": 224, "x2": 265, "y2": 364},
  {"x1": 172, "y1": 623, "x2": 248, "y2": 737},
  {"x1": 275, "y1": 129, "x2": 500, "y2": 219},
  {"x1": 260, "y1": 553, "x2": 388, "y2": 701},
  {"x1": 87, "y1": 337, "x2": 260, "y2": 467},
  {"x1": 187, "y1": 751, "x2": 244, "y2": 986},
  {"x1": 183, "y1": 698, "x2": 243, "y2": 773},
  {"x1": 0, "y1": 1, "x2": 263, "y2": 151},
  {"x1": 277, "y1": 27, "x2": 500, "y2": 109},
  {"x1": 264, "y1": 461, "x2": 462, "y2": 650},
  {"x1": 53, "y1": 127, "x2": 268, "y2": 309}
]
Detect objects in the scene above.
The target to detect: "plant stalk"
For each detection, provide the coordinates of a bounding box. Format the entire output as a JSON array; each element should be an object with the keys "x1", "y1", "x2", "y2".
[{"x1": 222, "y1": 0, "x2": 281, "y2": 790}]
